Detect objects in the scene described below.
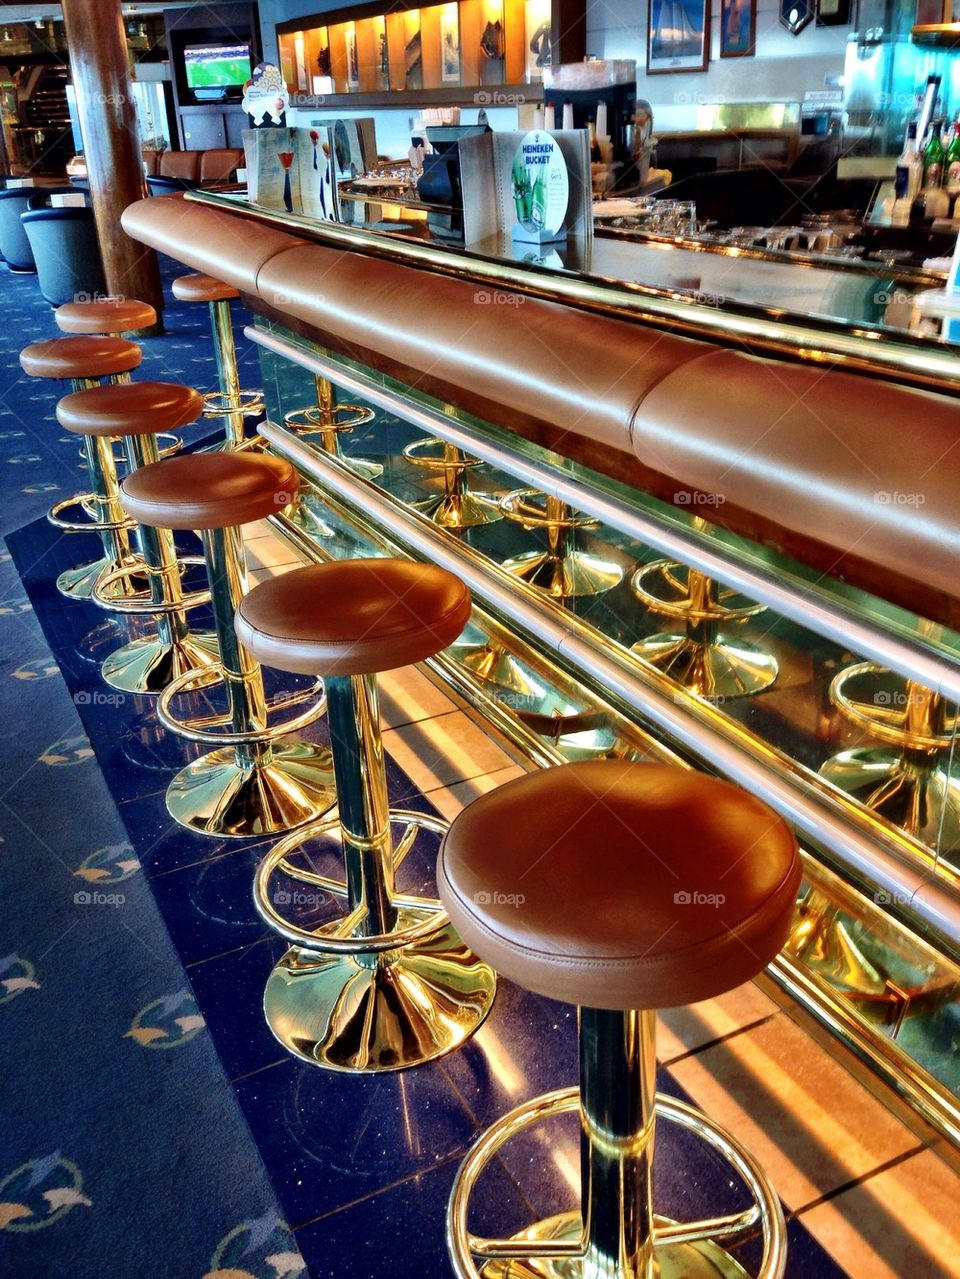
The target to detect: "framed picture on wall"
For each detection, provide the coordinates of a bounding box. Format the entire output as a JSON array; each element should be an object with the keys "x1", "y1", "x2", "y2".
[
  {"x1": 816, "y1": 0, "x2": 851, "y2": 24},
  {"x1": 440, "y1": 4, "x2": 462, "y2": 83},
  {"x1": 720, "y1": 0, "x2": 756, "y2": 55},
  {"x1": 647, "y1": 0, "x2": 710, "y2": 74}
]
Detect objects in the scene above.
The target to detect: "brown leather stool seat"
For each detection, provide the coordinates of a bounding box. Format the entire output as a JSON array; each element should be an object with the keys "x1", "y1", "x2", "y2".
[
  {"x1": 439, "y1": 761, "x2": 799, "y2": 1010},
  {"x1": 57, "y1": 381, "x2": 203, "y2": 438},
  {"x1": 20, "y1": 336, "x2": 141, "y2": 381},
  {"x1": 239, "y1": 558, "x2": 494, "y2": 1073},
  {"x1": 236, "y1": 560, "x2": 472, "y2": 676},
  {"x1": 117, "y1": 451, "x2": 333, "y2": 841},
  {"x1": 55, "y1": 297, "x2": 157, "y2": 335},
  {"x1": 121, "y1": 452, "x2": 296, "y2": 530},
  {"x1": 439, "y1": 760, "x2": 800, "y2": 1279},
  {"x1": 172, "y1": 272, "x2": 238, "y2": 304}
]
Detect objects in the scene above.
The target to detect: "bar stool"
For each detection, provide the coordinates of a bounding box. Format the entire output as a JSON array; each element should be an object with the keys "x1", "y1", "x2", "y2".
[
  {"x1": 20, "y1": 336, "x2": 143, "y2": 600},
  {"x1": 283, "y1": 374, "x2": 381, "y2": 480},
  {"x1": 404, "y1": 438, "x2": 503, "y2": 529},
  {"x1": 820, "y1": 662, "x2": 960, "y2": 851},
  {"x1": 171, "y1": 273, "x2": 264, "y2": 449},
  {"x1": 119, "y1": 452, "x2": 335, "y2": 837},
  {"x1": 438, "y1": 761, "x2": 801, "y2": 1279},
  {"x1": 55, "y1": 297, "x2": 157, "y2": 336},
  {"x1": 237, "y1": 559, "x2": 497, "y2": 1072},
  {"x1": 631, "y1": 561, "x2": 778, "y2": 699},
  {"x1": 56, "y1": 380, "x2": 219, "y2": 695},
  {"x1": 499, "y1": 490, "x2": 622, "y2": 597}
]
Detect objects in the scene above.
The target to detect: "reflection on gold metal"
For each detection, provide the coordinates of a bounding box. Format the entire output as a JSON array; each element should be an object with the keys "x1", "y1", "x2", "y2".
[
  {"x1": 48, "y1": 376, "x2": 143, "y2": 600},
  {"x1": 404, "y1": 437, "x2": 503, "y2": 529},
  {"x1": 253, "y1": 669, "x2": 496, "y2": 1071},
  {"x1": 284, "y1": 375, "x2": 382, "y2": 481},
  {"x1": 204, "y1": 295, "x2": 265, "y2": 448},
  {"x1": 631, "y1": 560, "x2": 779, "y2": 700},
  {"x1": 821, "y1": 662, "x2": 960, "y2": 854},
  {"x1": 89, "y1": 429, "x2": 220, "y2": 695},
  {"x1": 157, "y1": 521, "x2": 335, "y2": 837},
  {"x1": 447, "y1": 1009, "x2": 786, "y2": 1279},
  {"x1": 500, "y1": 491, "x2": 623, "y2": 598}
]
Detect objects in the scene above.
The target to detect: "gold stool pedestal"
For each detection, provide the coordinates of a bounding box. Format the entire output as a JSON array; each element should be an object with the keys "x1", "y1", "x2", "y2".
[
  {"x1": 500, "y1": 491, "x2": 622, "y2": 598},
  {"x1": 284, "y1": 375, "x2": 382, "y2": 479},
  {"x1": 631, "y1": 561, "x2": 778, "y2": 699},
  {"x1": 254, "y1": 675, "x2": 496, "y2": 1073},
  {"x1": 479, "y1": 1212, "x2": 750, "y2": 1278},
  {"x1": 405, "y1": 437, "x2": 503, "y2": 530},
  {"x1": 820, "y1": 662, "x2": 960, "y2": 850}
]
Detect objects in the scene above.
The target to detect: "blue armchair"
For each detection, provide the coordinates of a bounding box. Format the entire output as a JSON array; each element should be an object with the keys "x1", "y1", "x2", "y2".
[{"x1": 20, "y1": 206, "x2": 107, "y2": 307}]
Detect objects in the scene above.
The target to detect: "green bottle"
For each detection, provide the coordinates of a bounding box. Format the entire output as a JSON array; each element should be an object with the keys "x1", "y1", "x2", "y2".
[
  {"x1": 945, "y1": 119, "x2": 960, "y2": 196},
  {"x1": 531, "y1": 171, "x2": 548, "y2": 229},
  {"x1": 923, "y1": 119, "x2": 945, "y2": 189}
]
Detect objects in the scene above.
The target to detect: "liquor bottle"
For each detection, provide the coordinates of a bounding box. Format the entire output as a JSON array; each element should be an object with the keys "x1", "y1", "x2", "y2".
[
  {"x1": 893, "y1": 120, "x2": 922, "y2": 224},
  {"x1": 923, "y1": 118, "x2": 945, "y2": 190},
  {"x1": 945, "y1": 117, "x2": 960, "y2": 208}
]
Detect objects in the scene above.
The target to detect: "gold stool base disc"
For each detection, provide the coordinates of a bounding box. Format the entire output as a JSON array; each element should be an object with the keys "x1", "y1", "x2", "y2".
[
  {"x1": 262, "y1": 918, "x2": 497, "y2": 1072},
  {"x1": 288, "y1": 498, "x2": 337, "y2": 539},
  {"x1": 56, "y1": 556, "x2": 147, "y2": 602},
  {"x1": 631, "y1": 632, "x2": 778, "y2": 700},
  {"x1": 415, "y1": 491, "x2": 504, "y2": 529},
  {"x1": 501, "y1": 551, "x2": 623, "y2": 599},
  {"x1": 820, "y1": 747, "x2": 960, "y2": 851},
  {"x1": 100, "y1": 631, "x2": 221, "y2": 696},
  {"x1": 166, "y1": 740, "x2": 337, "y2": 838},
  {"x1": 344, "y1": 456, "x2": 384, "y2": 481},
  {"x1": 479, "y1": 1212, "x2": 750, "y2": 1279},
  {"x1": 452, "y1": 641, "x2": 548, "y2": 702}
]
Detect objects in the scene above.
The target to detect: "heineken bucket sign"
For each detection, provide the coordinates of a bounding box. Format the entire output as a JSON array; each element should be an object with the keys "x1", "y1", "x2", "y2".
[{"x1": 511, "y1": 130, "x2": 569, "y2": 244}]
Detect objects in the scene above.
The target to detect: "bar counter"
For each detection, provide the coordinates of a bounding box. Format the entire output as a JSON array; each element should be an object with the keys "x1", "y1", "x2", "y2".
[{"x1": 123, "y1": 190, "x2": 960, "y2": 1149}]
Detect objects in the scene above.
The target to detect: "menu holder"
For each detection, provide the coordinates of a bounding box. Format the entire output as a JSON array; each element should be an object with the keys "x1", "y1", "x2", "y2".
[
  {"x1": 242, "y1": 125, "x2": 340, "y2": 222},
  {"x1": 459, "y1": 129, "x2": 592, "y2": 248}
]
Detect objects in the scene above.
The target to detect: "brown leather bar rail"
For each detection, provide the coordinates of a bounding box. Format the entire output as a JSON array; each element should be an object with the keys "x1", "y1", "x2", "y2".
[{"x1": 122, "y1": 195, "x2": 960, "y2": 627}]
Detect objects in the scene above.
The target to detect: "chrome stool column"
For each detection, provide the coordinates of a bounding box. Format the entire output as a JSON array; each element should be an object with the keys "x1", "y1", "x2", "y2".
[
  {"x1": 499, "y1": 490, "x2": 622, "y2": 597},
  {"x1": 404, "y1": 438, "x2": 503, "y2": 529},
  {"x1": 820, "y1": 662, "x2": 960, "y2": 850},
  {"x1": 172, "y1": 273, "x2": 264, "y2": 450},
  {"x1": 120, "y1": 452, "x2": 335, "y2": 838},
  {"x1": 20, "y1": 336, "x2": 143, "y2": 600},
  {"x1": 56, "y1": 380, "x2": 219, "y2": 695},
  {"x1": 439, "y1": 762, "x2": 800, "y2": 1279},
  {"x1": 237, "y1": 559, "x2": 497, "y2": 1072},
  {"x1": 631, "y1": 562, "x2": 778, "y2": 699}
]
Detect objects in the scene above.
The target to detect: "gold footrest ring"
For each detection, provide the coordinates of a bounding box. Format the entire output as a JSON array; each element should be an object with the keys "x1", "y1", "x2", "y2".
[
  {"x1": 829, "y1": 661, "x2": 954, "y2": 751},
  {"x1": 284, "y1": 403, "x2": 375, "y2": 433},
  {"x1": 403, "y1": 437, "x2": 484, "y2": 472},
  {"x1": 632, "y1": 560, "x2": 766, "y2": 624},
  {"x1": 500, "y1": 489, "x2": 597, "y2": 531},
  {"x1": 157, "y1": 663, "x2": 326, "y2": 746},
  {"x1": 91, "y1": 556, "x2": 211, "y2": 616},
  {"x1": 201, "y1": 388, "x2": 265, "y2": 418},
  {"x1": 254, "y1": 811, "x2": 450, "y2": 955},
  {"x1": 47, "y1": 494, "x2": 135, "y2": 536},
  {"x1": 448, "y1": 1089, "x2": 786, "y2": 1279}
]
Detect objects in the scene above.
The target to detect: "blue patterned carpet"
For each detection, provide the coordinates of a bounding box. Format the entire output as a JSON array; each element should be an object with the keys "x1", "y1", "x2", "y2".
[{"x1": 0, "y1": 253, "x2": 850, "y2": 1278}]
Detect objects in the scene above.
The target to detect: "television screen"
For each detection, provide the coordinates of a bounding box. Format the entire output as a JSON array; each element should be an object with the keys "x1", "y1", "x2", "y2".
[{"x1": 184, "y1": 43, "x2": 251, "y2": 93}]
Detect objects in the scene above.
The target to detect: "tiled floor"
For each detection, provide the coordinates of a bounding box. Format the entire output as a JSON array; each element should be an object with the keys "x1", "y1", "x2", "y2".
[{"x1": 244, "y1": 518, "x2": 960, "y2": 1279}]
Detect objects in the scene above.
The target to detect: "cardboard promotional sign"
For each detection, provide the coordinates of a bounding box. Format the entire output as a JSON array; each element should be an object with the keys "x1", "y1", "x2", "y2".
[
  {"x1": 510, "y1": 131, "x2": 569, "y2": 243},
  {"x1": 242, "y1": 126, "x2": 339, "y2": 222}
]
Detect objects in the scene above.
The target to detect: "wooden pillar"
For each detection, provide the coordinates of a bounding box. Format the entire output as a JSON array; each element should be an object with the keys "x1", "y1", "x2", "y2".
[{"x1": 60, "y1": 0, "x2": 164, "y2": 329}]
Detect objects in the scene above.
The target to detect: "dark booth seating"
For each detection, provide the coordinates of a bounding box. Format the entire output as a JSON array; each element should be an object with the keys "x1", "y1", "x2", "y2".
[{"x1": 21, "y1": 206, "x2": 107, "y2": 307}]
